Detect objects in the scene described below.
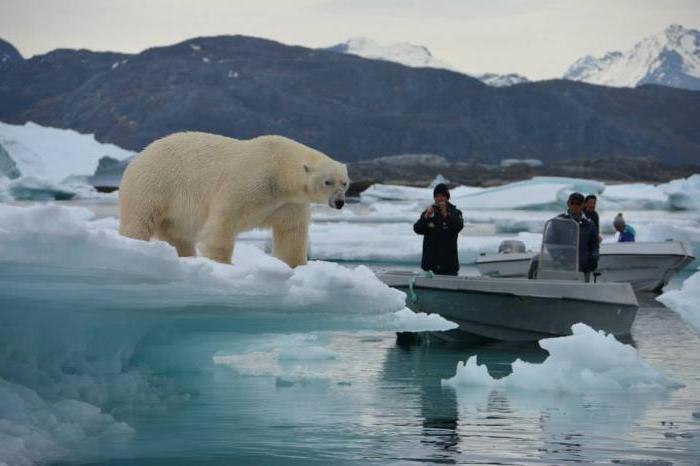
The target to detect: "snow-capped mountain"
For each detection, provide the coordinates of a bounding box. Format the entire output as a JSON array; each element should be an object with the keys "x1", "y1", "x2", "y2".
[
  {"x1": 326, "y1": 37, "x2": 454, "y2": 70},
  {"x1": 474, "y1": 73, "x2": 529, "y2": 87},
  {"x1": 326, "y1": 37, "x2": 529, "y2": 86},
  {"x1": 564, "y1": 24, "x2": 700, "y2": 90}
]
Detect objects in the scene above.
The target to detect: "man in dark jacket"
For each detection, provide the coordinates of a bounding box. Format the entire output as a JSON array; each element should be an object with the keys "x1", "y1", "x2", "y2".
[
  {"x1": 557, "y1": 192, "x2": 599, "y2": 273},
  {"x1": 413, "y1": 183, "x2": 464, "y2": 275},
  {"x1": 583, "y1": 194, "x2": 602, "y2": 243}
]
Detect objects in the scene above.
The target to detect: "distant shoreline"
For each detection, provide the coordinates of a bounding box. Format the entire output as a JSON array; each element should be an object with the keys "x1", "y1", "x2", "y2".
[{"x1": 345, "y1": 156, "x2": 700, "y2": 195}]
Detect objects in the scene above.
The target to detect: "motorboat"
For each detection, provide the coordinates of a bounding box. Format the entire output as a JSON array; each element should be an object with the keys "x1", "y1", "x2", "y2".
[
  {"x1": 476, "y1": 240, "x2": 695, "y2": 292},
  {"x1": 378, "y1": 218, "x2": 639, "y2": 342}
]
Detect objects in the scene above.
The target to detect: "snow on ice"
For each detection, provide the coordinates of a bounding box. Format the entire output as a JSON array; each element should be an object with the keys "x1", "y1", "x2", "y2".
[{"x1": 442, "y1": 323, "x2": 681, "y2": 392}]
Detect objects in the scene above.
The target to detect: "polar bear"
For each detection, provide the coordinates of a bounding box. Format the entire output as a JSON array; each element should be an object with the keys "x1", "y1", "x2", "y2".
[{"x1": 118, "y1": 132, "x2": 349, "y2": 267}]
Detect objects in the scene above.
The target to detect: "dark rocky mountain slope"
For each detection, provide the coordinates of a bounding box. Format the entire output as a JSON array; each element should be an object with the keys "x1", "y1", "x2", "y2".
[{"x1": 1, "y1": 35, "x2": 699, "y2": 164}]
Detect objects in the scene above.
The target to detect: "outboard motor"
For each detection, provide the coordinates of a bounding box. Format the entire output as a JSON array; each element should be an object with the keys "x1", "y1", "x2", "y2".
[{"x1": 498, "y1": 240, "x2": 527, "y2": 254}]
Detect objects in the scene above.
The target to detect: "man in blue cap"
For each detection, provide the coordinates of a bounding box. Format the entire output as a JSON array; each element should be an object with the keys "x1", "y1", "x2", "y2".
[{"x1": 413, "y1": 183, "x2": 464, "y2": 275}]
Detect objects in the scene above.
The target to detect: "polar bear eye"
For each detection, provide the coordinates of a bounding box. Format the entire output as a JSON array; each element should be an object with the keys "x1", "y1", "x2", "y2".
[{"x1": 324, "y1": 180, "x2": 334, "y2": 186}]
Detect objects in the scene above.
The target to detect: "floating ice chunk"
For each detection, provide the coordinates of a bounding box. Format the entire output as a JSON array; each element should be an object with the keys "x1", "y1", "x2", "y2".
[
  {"x1": 0, "y1": 204, "x2": 407, "y2": 315},
  {"x1": 600, "y1": 183, "x2": 670, "y2": 210},
  {"x1": 304, "y1": 221, "x2": 542, "y2": 264},
  {"x1": 0, "y1": 121, "x2": 133, "y2": 182},
  {"x1": 657, "y1": 270, "x2": 700, "y2": 332},
  {"x1": 387, "y1": 307, "x2": 457, "y2": 332},
  {"x1": 443, "y1": 323, "x2": 681, "y2": 392},
  {"x1": 662, "y1": 174, "x2": 700, "y2": 210},
  {"x1": 360, "y1": 183, "x2": 485, "y2": 203},
  {"x1": 360, "y1": 183, "x2": 435, "y2": 202},
  {"x1": 452, "y1": 177, "x2": 604, "y2": 210},
  {"x1": 0, "y1": 175, "x2": 110, "y2": 201},
  {"x1": 634, "y1": 222, "x2": 700, "y2": 244}
]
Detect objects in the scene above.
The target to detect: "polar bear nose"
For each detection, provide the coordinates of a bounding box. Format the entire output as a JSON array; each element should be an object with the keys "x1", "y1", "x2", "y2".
[{"x1": 334, "y1": 199, "x2": 344, "y2": 209}]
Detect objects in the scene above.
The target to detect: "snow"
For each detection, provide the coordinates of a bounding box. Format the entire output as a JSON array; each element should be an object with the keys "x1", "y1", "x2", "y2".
[
  {"x1": 329, "y1": 37, "x2": 454, "y2": 70},
  {"x1": 443, "y1": 323, "x2": 681, "y2": 392},
  {"x1": 475, "y1": 73, "x2": 529, "y2": 87},
  {"x1": 0, "y1": 204, "x2": 415, "y2": 315},
  {"x1": 564, "y1": 24, "x2": 700, "y2": 88},
  {"x1": 657, "y1": 270, "x2": 700, "y2": 332},
  {"x1": 329, "y1": 38, "x2": 529, "y2": 86},
  {"x1": 0, "y1": 121, "x2": 134, "y2": 200}
]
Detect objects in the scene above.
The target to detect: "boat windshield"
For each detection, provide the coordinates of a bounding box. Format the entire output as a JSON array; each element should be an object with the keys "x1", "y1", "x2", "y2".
[{"x1": 539, "y1": 217, "x2": 579, "y2": 273}]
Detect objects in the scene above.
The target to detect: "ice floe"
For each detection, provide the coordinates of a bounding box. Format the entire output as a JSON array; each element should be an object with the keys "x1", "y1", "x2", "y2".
[
  {"x1": 657, "y1": 270, "x2": 700, "y2": 332},
  {"x1": 0, "y1": 121, "x2": 134, "y2": 201},
  {"x1": 0, "y1": 203, "x2": 463, "y2": 465},
  {"x1": 443, "y1": 323, "x2": 681, "y2": 392}
]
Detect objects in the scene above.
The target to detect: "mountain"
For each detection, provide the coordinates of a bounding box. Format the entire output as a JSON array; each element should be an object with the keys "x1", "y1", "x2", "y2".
[
  {"x1": 473, "y1": 73, "x2": 529, "y2": 87},
  {"x1": 326, "y1": 37, "x2": 529, "y2": 87},
  {"x1": 564, "y1": 24, "x2": 700, "y2": 90},
  {"x1": 326, "y1": 37, "x2": 453, "y2": 70},
  {"x1": 0, "y1": 38, "x2": 22, "y2": 70},
  {"x1": 1, "y1": 35, "x2": 699, "y2": 164}
]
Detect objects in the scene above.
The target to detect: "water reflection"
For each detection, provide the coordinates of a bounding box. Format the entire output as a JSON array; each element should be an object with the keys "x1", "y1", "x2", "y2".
[
  {"x1": 381, "y1": 338, "x2": 548, "y2": 463},
  {"x1": 381, "y1": 335, "x2": 676, "y2": 464}
]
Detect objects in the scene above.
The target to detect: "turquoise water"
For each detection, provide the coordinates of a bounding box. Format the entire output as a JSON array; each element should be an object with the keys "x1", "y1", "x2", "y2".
[{"x1": 1, "y1": 264, "x2": 699, "y2": 465}]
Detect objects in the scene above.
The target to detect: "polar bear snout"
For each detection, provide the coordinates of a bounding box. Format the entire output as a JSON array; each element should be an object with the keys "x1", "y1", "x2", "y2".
[{"x1": 328, "y1": 190, "x2": 346, "y2": 209}]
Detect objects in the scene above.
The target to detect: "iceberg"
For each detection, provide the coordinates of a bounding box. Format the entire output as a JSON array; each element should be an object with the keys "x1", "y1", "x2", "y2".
[
  {"x1": 657, "y1": 270, "x2": 700, "y2": 332},
  {"x1": 1, "y1": 204, "x2": 468, "y2": 465},
  {"x1": 599, "y1": 183, "x2": 670, "y2": 210},
  {"x1": 443, "y1": 323, "x2": 681, "y2": 392},
  {"x1": 296, "y1": 222, "x2": 542, "y2": 264},
  {"x1": 662, "y1": 174, "x2": 700, "y2": 210},
  {"x1": 450, "y1": 177, "x2": 603, "y2": 210},
  {"x1": 0, "y1": 121, "x2": 134, "y2": 200}
]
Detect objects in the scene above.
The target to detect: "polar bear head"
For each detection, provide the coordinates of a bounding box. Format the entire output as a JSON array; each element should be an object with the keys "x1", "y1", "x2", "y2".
[{"x1": 303, "y1": 160, "x2": 349, "y2": 209}]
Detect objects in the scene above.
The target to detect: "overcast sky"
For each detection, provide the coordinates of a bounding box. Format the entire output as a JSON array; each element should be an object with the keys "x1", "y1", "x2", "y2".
[{"x1": 1, "y1": 0, "x2": 698, "y2": 79}]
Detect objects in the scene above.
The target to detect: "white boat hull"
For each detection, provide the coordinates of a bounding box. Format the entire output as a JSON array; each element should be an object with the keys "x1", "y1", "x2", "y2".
[{"x1": 476, "y1": 241, "x2": 695, "y2": 291}]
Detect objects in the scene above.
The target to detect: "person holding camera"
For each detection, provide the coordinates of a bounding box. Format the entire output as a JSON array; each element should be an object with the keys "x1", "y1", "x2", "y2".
[{"x1": 413, "y1": 183, "x2": 464, "y2": 275}]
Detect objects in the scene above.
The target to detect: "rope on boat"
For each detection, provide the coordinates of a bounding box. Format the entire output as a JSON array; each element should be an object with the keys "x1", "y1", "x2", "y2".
[{"x1": 408, "y1": 271, "x2": 434, "y2": 303}]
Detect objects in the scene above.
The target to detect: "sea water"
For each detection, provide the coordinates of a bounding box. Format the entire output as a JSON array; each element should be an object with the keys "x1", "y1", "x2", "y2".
[{"x1": 1, "y1": 201, "x2": 699, "y2": 465}]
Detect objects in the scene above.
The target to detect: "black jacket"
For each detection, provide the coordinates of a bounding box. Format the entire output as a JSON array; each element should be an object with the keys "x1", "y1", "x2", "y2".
[
  {"x1": 584, "y1": 209, "x2": 600, "y2": 237},
  {"x1": 557, "y1": 212, "x2": 599, "y2": 272},
  {"x1": 414, "y1": 203, "x2": 464, "y2": 275}
]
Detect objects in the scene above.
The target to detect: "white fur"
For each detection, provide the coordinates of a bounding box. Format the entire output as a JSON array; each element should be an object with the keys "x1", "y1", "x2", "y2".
[{"x1": 118, "y1": 132, "x2": 348, "y2": 267}]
